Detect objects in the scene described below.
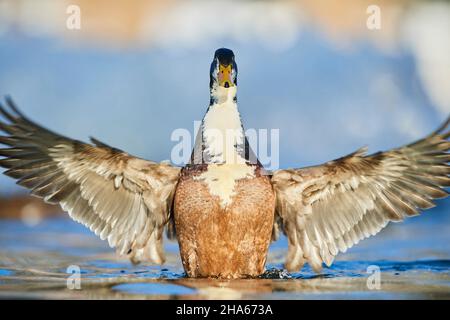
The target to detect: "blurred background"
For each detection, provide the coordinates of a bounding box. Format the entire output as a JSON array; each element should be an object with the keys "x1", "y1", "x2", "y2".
[{"x1": 0, "y1": 0, "x2": 449, "y2": 237}]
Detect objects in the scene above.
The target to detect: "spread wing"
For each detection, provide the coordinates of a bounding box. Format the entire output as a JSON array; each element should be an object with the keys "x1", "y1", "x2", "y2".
[
  {"x1": 271, "y1": 118, "x2": 450, "y2": 272},
  {"x1": 0, "y1": 97, "x2": 180, "y2": 264}
]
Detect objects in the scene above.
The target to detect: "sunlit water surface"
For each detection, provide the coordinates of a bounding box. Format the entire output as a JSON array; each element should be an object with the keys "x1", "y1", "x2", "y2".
[{"x1": 0, "y1": 205, "x2": 449, "y2": 299}]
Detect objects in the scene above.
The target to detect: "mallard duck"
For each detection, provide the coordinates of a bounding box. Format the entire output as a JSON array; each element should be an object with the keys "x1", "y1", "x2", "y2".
[{"x1": 0, "y1": 48, "x2": 449, "y2": 279}]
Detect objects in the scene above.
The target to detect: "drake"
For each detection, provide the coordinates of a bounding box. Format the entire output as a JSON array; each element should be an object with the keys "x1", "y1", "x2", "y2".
[{"x1": 0, "y1": 48, "x2": 449, "y2": 279}]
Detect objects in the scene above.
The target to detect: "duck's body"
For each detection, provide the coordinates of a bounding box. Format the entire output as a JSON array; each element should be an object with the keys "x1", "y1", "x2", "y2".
[
  {"x1": 174, "y1": 164, "x2": 274, "y2": 278},
  {"x1": 0, "y1": 48, "x2": 449, "y2": 279},
  {"x1": 174, "y1": 52, "x2": 275, "y2": 277}
]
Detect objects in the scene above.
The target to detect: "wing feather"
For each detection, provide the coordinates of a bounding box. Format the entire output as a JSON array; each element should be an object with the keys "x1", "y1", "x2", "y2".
[
  {"x1": 272, "y1": 117, "x2": 450, "y2": 272},
  {"x1": 0, "y1": 97, "x2": 180, "y2": 264}
]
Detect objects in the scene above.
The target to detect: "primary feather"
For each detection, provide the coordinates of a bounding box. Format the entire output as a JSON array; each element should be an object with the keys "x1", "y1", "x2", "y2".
[
  {"x1": 0, "y1": 97, "x2": 180, "y2": 264},
  {"x1": 271, "y1": 118, "x2": 450, "y2": 272}
]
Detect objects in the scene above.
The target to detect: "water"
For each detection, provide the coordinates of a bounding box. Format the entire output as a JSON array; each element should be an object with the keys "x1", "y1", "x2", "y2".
[{"x1": 0, "y1": 206, "x2": 449, "y2": 299}]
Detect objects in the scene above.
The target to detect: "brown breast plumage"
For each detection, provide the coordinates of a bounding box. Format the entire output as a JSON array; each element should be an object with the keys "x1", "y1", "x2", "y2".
[{"x1": 174, "y1": 164, "x2": 276, "y2": 278}]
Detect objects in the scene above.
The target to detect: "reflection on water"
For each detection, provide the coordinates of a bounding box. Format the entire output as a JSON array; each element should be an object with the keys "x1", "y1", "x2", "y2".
[
  {"x1": 0, "y1": 211, "x2": 449, "y2": 299},
  {"x1": 113, "y1": 283, "x2": 196, "y2": 296},
  {"x1": 0, "y1": 269, "x2": 13, "y2": 276}
]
